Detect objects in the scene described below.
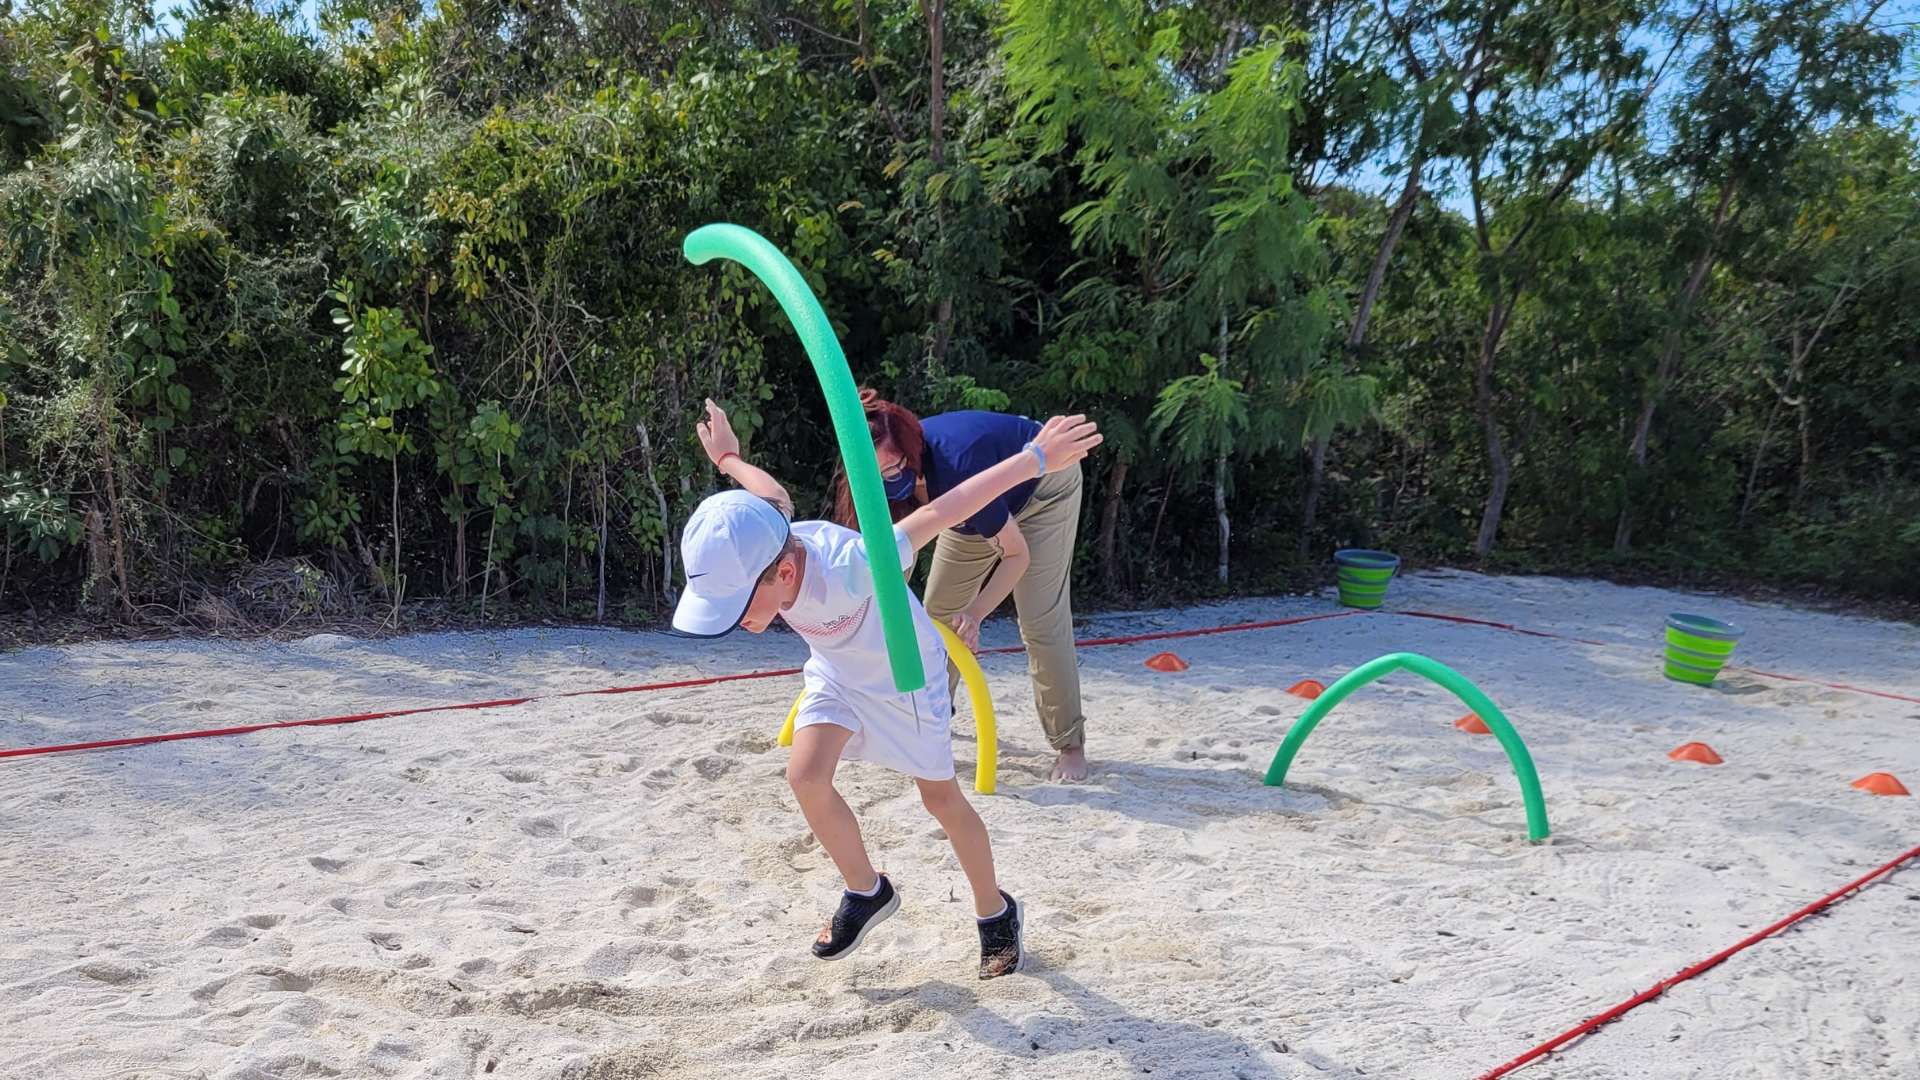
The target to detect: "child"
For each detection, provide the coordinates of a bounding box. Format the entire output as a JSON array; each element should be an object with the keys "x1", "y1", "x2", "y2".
[{"x1": 672, "y1": 398, "x2": 1101, "y2": 979}]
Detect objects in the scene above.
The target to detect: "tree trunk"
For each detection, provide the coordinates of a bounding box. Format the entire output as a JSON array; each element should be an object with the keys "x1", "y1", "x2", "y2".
[
  {"x1": 390, "y1": 454, "x2": 403, "y2": 626},
  {"x1": 1474, "y1": 290, "x2": 1517, "y2": 556},
  {"x1": 637, "y1": 421, "x2": 675, "y2": 606},
  {"x1": 454, "y1": 503, "x2": 469, "y2": 600},
  {"x1": 919, "y1": 0, "x2": 953, "y2": 365},
  {"x1": 98, "y1": 438, "x2": 132, "y2": 616},
  {"x1": 1303, "y1": 155, "x2": 1422, "y2": 554},
  {"x1": 83, "y1": 505, "x2": 113, "y2": 612},
  {"x1": 481, "y1": 456, "x2": 499, "y2": 617},
  {"x1": 1617, "y1": 180, "x2": 1737, "y2": 550},
  {"x1": 1794, "y1": 401, "x2": 1813, "y2": 511},
  {"x1": 157, "y1": 430, "x2": 173, "y2": 588},
  {"x1": 1097, "y1": 458, "x2": 1129, "y2": 594},
  {"x1": 1148, "y1": 469, "x2": 1175, "y2": 573},
  {"x1": 1350, "y1": 154, "x2": 1423, "y2": 348},
  {"x1": 853, "y1": 0, "x2": 908, "y2": 145},
  {"x1": 596, "y1": 463, "x2": 609, "y2": 622},
  {"x1": 1214, "y1": 448, "x2": 1230, "y2": 583},
  {"x1": 561, "y1": 466, "x2": 572, "y2": 611},
  {"x1": 1740, "y1": 398, "x2": 1782, "y2": 525},
  {"x1": 1215, "y1": 307, "x2": 1231, "y2": 583},
  {"x1": 1299, "y1": 434, "x2": 1329, "y2": 556}
]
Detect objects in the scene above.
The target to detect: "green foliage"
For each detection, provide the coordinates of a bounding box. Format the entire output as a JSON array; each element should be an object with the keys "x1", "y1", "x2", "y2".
[
  {"x1": 331, "y1": 286, "x2": 438, "y2": 462},
  {"x1": 0, "y1": 0, "x2": 1915, "y2": 624},
  {"x1": 1, "y1": 471, "x2": 81, "y2": 561}
]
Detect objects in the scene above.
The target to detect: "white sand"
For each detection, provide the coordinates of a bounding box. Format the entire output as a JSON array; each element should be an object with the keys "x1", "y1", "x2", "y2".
[{"x1": 3, "y1": 570, "x2": 1917, "y2": 1080}]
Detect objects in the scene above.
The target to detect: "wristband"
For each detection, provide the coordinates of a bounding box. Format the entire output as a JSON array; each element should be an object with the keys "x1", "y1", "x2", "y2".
[
  {"x1": 1023, "y1": 441, "x2": 1047, "y2": 478},
  {"x1": 717, "y1": 451, "x2": 742, "y2": 469}
]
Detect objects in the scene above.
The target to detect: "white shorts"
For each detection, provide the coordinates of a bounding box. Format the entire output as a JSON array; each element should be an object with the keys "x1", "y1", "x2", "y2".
[{"x1": 795, "y1": 672, "x2": 955, "y2": 782}]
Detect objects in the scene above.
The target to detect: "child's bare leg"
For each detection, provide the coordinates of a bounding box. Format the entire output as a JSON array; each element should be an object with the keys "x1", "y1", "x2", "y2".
[
  {"x1": 915, "y1": 777, "x2": 1001, "y2": 917},
  {"x1": 788, "y1": 724, "x2": 877, "y2": 892}
]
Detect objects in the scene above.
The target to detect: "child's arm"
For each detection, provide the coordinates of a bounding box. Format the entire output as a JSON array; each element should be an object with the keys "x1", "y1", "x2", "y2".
[
  {"x1": 696, "y1": 398, "x2": 793, "y2": 519},
  {"x1": 898, "y1": 415, "x2": 1102, "y2": 553}
]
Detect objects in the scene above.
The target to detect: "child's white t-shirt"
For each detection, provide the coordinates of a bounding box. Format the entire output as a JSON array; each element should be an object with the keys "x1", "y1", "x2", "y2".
[{"x1": 779, "y1": 520, "x2": 955, "y2": 780}]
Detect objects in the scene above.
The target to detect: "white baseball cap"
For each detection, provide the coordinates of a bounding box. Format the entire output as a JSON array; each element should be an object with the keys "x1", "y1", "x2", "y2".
[{"x1": 671, "y1": 490, "x2": 792, "y2": 638}]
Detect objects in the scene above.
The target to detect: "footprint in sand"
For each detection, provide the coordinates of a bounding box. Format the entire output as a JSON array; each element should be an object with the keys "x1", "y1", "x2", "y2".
[
  {"x1": 196, "y1": 926, "x2": 252, "y2": 949},
  {"x1": 641, "y1": 763, "x2": 684, "y2": 791},
  {"x1": 1172, "y1": 735, "x2": 1247, "y2": 763},
  {"x1": 578, "y1": 756, "x2": 640, "y2": 778},
  {"x1": 73, "y1": 961, "x2": 142, "y2": 984},
  {"x1": 518, "y1": 816, "x2": 564, "y2": 838},
  {"x1": 616, "y1": 884, "x2": 662, "y2": 909}
]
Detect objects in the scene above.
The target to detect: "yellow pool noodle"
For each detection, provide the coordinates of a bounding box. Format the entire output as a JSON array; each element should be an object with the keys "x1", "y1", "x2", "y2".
[{"x1": 775, "y1": 621, "x2": 997, "y2": 794}]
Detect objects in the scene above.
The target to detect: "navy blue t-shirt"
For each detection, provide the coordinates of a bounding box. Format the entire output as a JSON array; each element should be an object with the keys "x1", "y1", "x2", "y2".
[{"x1": 920, "y1": 411, "x2": 1043, "y2": 537}]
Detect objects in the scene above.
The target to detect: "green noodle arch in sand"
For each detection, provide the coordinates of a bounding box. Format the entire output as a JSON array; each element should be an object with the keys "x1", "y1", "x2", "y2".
[
  {"x1": 682, "y1": 223, "x2": 926, "y2": 693},
  {"x1": 1263, "y1": 652, "x2": 1550, "y2": 841}
]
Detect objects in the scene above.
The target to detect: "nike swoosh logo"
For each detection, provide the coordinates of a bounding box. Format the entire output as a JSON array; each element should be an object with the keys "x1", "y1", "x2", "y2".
[{"x1": 687, "y1": 572, "x2": 708, "y2": 579}]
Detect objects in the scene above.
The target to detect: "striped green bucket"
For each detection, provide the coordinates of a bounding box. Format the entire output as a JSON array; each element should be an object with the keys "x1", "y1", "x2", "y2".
[
  {"x1": 1663, "y1": 613, "x2": 1744, "y2": 685},
  {"x1": 1334, "y1": 549, "x2": 1400, "y2": 609}
]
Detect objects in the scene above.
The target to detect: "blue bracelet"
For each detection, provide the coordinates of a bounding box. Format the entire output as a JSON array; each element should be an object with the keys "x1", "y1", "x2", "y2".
[{"x1": 1023, "y1": 441, "x2": 1047, "y2": 477}]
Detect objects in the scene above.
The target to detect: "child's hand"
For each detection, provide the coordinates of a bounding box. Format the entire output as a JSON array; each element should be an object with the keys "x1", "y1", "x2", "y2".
[
  {"x1": 697, "y1": 398, "x2": 741, "y2": 466},
  {"x1": 1031, "y1": 414, "x2": 1102, "y2": 472}
]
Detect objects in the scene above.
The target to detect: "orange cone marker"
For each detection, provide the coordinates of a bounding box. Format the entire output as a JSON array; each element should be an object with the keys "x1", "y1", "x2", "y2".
[
  {"x1": 1144, "y1": 652, "x2": 1189, "y2": 673},
  {"x1": 1287, "y1": 679, "x2": 1325, "y2": 700},
  {"x1": 1454, "y1": 713, "x2": 1492, "y2": 735},
  {"x1": 1851, "y1": 772, "x2": 1911, "y2": 796},
  {"x1": 1669, "y1": 742, "x2": 1723, "y2": 765}
]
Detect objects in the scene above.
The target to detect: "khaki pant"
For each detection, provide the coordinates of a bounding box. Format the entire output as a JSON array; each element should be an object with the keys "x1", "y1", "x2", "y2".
[{"x1": 922, "y1": 463, "x2": 1085, "y2": 750}]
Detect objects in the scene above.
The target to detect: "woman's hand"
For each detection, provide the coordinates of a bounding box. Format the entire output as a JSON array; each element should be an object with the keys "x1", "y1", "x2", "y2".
[
  {"x1": 696, "y1": 398, "x2": 741, "y2": 466},
  {"x1": 1030, "y1": 414, "x2": 1102, "y2": 474},
  {"x1": 949, "y1": 610, "x2": 982, "y2": 654}
]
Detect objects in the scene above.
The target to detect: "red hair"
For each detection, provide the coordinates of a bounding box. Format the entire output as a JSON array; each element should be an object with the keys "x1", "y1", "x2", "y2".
[{"x1": 831, "y1": 389, "x2": 925, "y2": 527}]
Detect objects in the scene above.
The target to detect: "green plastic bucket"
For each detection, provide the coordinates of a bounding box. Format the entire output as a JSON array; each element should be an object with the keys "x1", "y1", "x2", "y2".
[
  {"x1": 1663, "y1": 613, "x2": 1744, "y2": 685},
  {"x1": 1334, "y1": 549, "x2": 1400, "y2": 609}
]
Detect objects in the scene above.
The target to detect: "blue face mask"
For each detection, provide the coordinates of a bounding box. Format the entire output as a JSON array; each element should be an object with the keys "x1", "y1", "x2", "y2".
[{"x1": 883, "y1": 467, "x2": 918, "y2": 501}]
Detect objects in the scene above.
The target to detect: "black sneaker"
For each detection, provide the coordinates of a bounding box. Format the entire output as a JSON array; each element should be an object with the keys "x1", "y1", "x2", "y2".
[
  {"x1": 811, "y1": 875, "x2": 900, "y2": 961},
  {"x1": 977, "y1": 890, "x2": 1025, "y2": 979}
]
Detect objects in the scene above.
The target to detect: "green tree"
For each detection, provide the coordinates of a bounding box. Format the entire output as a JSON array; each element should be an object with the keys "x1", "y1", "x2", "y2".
[{"x1": 330, "y1": 283, "x2": 440, "y2": 618}]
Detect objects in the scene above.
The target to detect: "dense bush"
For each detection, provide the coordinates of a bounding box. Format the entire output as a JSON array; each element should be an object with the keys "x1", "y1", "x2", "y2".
[{"x1": 1, "y1": 0, "x2": 1915, "y2": 629}]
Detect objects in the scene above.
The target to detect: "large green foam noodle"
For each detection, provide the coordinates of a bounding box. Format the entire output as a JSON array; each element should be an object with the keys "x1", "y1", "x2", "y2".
[
  {"x1": 682, "y1": 223, "x2": 926, "y2": 692},
  {"x1": 1263, "y1": 651, "x2": 1549, "y2": 841}
]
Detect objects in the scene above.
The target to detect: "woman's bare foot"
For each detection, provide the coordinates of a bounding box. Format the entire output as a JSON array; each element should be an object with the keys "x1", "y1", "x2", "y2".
[{"x1": 1050, "y1": 746, "x2": 1089, "y2": 782}]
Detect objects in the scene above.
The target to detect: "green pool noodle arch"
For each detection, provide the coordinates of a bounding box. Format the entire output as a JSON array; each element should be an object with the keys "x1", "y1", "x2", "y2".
[
  {"x1": 1263, "y1": 652, "x2": 1549, "y2": 841},
  {"x1": 682, "y1": 223, "x2": 925, "y2": 693}
]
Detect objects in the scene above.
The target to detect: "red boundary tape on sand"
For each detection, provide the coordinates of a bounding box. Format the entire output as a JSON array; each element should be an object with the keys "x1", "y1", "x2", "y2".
[
  {"x1": 1471, "y1": 843, "x2": 1920, "y2": 1080},
  {"x1": 0, "y1": 610, "x2": 1361, "y2": 762},
  {"x1": 1730, "y1": 668, "x2": 1920, "y2": 705},
  {"x1": 0, "y1": 669, "x2": 804, "y2": 761},
  {"x1": 1397, "y1": 609, "x2": 1612, "y2": 646},
  {"x1": 1396, "y1": 608, "x2": 1920, "y2": 704},
  {"x1": 9, "y1": 605, "x2": 1910, "y2": 761},
  {"x1": 978, "y1": 609, "x2": 1360, "y2": 654}
]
